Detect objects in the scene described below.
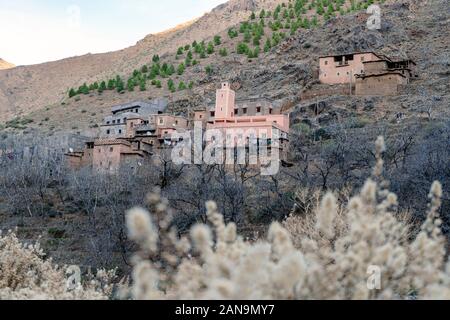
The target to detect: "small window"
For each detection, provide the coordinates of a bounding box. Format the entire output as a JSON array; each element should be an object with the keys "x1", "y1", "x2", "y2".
[
  {"x1": 135, "y1": 109, "x2": 138, "y2": 113},
  {"x1": 117, "y1": 119, "x2": 121, "y2": 124},
  {"x1": 324, "y1": 60, "x2": 328, "y2": 65},
  {"x1": 199, "y1": 115, "x2": 203, "y2": 119},
  {"x1": 106, "y1": 130, "x2": 110, "y2": 135},
  {"x1": 110, "y1": 147, "x2": 114, "y2": 152},
  {"x1": 119, "y1": 129, "x2": 122, "y2": 134},
  {"x1": 159, "y1": 118, "x2": 164, "y2": 124},
  {"x1": 361, "y1": 56, "x2": 365, "y2": 62},
  {"x1": 210, "y1": 112, "x2": 215, "y2": 117},
  {"x1": 256, "y1": 107, "x2": 261, "y2": 113},
  {"x1": 269, "y1": 109, "x2": 273, "y2": 114},
  {"x1": 98, "y1": 149, "x2": 101, "y2": 153},
  {"x1": 112, "y1": 120, "x2": 116, "y2": 124},
  {"x1": 130, "y1": 122, "x2": 134, "y2": 128},
  {"x1": 106, "y1": 121, "x2": 110, "y2": 124},
  {"x1": 175, "y1": 120, "x2": 178, "y2": 125},
  {"x1": 337, "y1": 72, "x2": 340, "y2": 76},
  {"x1": 243, "y1": 108, "x2": 247, "y2": 114},
  {"x1": 234, "y1": 109, "x2": 238, "y2": 115}
]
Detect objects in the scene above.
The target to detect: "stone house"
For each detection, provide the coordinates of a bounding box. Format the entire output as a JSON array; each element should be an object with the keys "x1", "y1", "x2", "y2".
[{"x1": 319, "y1": 51, "x2": 416, "y2": 95}]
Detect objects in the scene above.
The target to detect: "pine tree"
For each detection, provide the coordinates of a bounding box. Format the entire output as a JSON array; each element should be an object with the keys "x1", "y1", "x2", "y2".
[
  {"x1": 219, "y1": 48, "x2": 228, "y2": 57},
  {"x1": 205, "y1": 65, "x2": 213, "y2": 76},
  {"x1": 156, "y1": 80, "x2": 162, "y2": 88},
  {"x1": 188, "y1": 81, "x2": 194, "y2": 89},
  {"x1": 139, "y1": 78, "x2": 146, "y2": 91},
  {"x1": 214, "y1": 35, "x2": 221, "y2": 46},
  {"x1": 260, "y1": 9, "x2": 266, "y2": 18},
  {"x1": 177, "y1": 63, "x2": 185, "y2": 75},
  {"x1": 178, "y1": 81, "x2": 187, "y2": 91},
  {"x1": 69, "y1": 88, "x2": 77, "y2": 98},
  {"x1": 177, "y1": 47, "x2": 184, "y2": 55},
  {"x1": 141, "y1": 65, "x2": 148, "y2": 73},
  {"x1": 152, "y1": 55, "x2": 160, "y2": 63},
  {"x1": 167, "y1": 79, "x2": 176, "y2": 92},
  {"x1": 264, "y1": 38, "x2": 272, "y2": 53},
  {"x1": 250, "y1": 12, "x2": 256, "y2": 20},
  {"x1": 116, "y1": 76, "x2": 124, "y2": 92},
  {"x1": 107, "y1": 79, "x2": 115, "y2": 90},
  {"x1": 99, "y1": 81, "x2": 107, "y2": 92}
]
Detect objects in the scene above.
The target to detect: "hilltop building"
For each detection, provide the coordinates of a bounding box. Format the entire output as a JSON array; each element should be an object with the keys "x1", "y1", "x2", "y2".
[{"x1": 319, "y1": 52, "x2": 416, "y2": 95}]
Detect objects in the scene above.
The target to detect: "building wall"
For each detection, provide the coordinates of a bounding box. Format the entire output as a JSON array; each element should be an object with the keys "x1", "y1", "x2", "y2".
[
  {"x1": 364, "y1": 60, "x2": 388, "y2": 73},
  {"x1": 92, "y1": 142, "x2": 130, "y2": 172},
  {"x1": 319, "y1": 53, "x2": 379, "y2": 84},
  {"x1": 355, "y1": 74, "x2": 407, "y2": 96},
  {"x1": 215, "y1": 82, "x2": 235, "y2": 119},
  {"x1": 100, "y1": 124, "x2": 127, "y2": 138}
]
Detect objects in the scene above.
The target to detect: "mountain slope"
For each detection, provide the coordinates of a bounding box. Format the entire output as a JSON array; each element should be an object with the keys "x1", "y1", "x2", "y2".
[
  {"x1": 0, "y1": 59, "x2": 15, "y2": 70},
  {"x1": 0, "y1": 0, "x2": 283, "y2": 121}
]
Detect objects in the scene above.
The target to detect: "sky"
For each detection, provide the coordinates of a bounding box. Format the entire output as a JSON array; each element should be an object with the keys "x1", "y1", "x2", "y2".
[{"x1": 0, "y1": 0, "x2": 227, "y2": 66}]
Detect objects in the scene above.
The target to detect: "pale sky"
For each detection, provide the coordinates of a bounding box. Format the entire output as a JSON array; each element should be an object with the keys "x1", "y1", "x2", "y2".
[{"x1": 0, "y1": 0, "x2": 227, "y2": 66}]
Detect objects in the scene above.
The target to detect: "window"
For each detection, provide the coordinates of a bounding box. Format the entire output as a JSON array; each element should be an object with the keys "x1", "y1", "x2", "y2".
[
  {"x1": 106, "y1": 121, "x2": 110, "y2": 124},
  {"x1": 135, "y1": 109, "x2": 138, "y2": 113},
  {"x1": 112, "y1": 120, "x2": 116, "y2": 124},
  {"x1": 175, "y1": 120, "x2": 178, "y2": 125},
  {"x1": 106, "y1": 130, "x2": 110, "y2": 135},
  {"x1": 210, "y1": 112, "x2": 215, "y2": 117},
  {"x1": 243, "y1": 108, "x2": 247, "y2": 114},
  {"x1": 324, "y1": 60, "x2": 328, "y2": 65},
  {"x1": 119, "y1": 129, "x2": 122, "y2": 134},
  {"x1": 269, "y1": 109, "x2": 273, "y2": 114},
  {"x1": 159, "y1": 118, "x2": 164, "y2": 124},
  {"x1": 130, "y1": 122, "x2": 134, "y2": 128},
  {"x1": 234, "y1": 109, "x2": 238, "y2": 115},
  {"x1": 117, "y1": 119, "x2": 121, "y2": 124},
  {"x1": 361, "y1": 56, "x2": 365, "y2": 62},
  {"x1": 256, "y1": 107, "x2": 261, "y2": 113},
  {"x1": 337, "y1": 72, "x2": 340, "y2": 76},
  {"x1": 110, "y1": 147, "x2": 114, "y2": 152},
  {"x1": 199, "y1": 115, "x2": 203, "y2": 119}
]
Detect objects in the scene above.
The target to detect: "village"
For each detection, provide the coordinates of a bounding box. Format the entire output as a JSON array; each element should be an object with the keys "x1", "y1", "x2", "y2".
[{"x1": 65, "y1": 51, "x2": 416, "y2": 172}]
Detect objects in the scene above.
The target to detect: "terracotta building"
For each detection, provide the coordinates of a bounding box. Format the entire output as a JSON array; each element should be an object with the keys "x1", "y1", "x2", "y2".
[
  {"x1": 205, "y1": 83, "x2": 290, "y2": 163},
  {"x1": 319, "y1": 51, "x2": 416, "y2": 95}
]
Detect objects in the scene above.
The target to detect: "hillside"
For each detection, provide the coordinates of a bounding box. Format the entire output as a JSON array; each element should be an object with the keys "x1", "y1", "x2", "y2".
[
  {"x1": 0, "y1": 59, "x2": 15, "y2": 71},
  {"x1": 0, "y1": 0, "x2": 285, "y2": 122}
]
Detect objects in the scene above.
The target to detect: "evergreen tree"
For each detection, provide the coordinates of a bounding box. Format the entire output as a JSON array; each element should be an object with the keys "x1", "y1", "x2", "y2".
[
  {"x1": 156, "y1": 80, "x2": 162, "y2": 88},
  {"x1": 207, "y1": 42, "x2": 214, "y2": 54},
  {"x1": 177, "y1": 47, "x2": 184, "y2": 55},
  {"x1": 116, "y1": 76, "x2": 124, "y2": 92},
  {"x1": 152, "y1": 55, "x2": 160, "y2": 63},
  {"x1": 127, "y1": 78, "x2": 135, "y2": 92},
  {"x1": 250, "y1": 12, "x2": 256, "y2": 20},
  {"x1": 139, "y1": 78, "x2": 146, "y2": 91},
  {"x1": 264, "y1": 38, "x2": 272, "y2": 53},
  {"x1": 184, "y1": 44, "x2": 191, "y2": 51},
  {"x1": 107, "y1": 79, "x2": 115, "y2": 90},
  {"x1": 205, "y1": 65, "x2": 213, "y2": 76},
  {"x1": 219, "y1": 48, "x2": 228, "y2": 57},
  {"x1": 99, "y1": 81, "x2": 107, "y2": 92},
  {"x1": 177, "y1": 63, "x2": 185, "y2": 75},
  {"x1": 188, "y1": 81, "x2": 194, "y2": 89},
  {"x1": 167, "y1": 79, "x2": 176, "y2": 92},
  {"x1": 260, "y1": 9, "x2": 266, "y2": 18},
  {"x1": 214, "y1": 35, "x2": 221, "y2": 46},
  {"x1": 178, "y1": 81, "x2": 187, "y2": 91},
  {"x1": 69, "y1": 88, "x2": 77, "y2": 98},
  {"x1": 141, "y1": 65, "x2": 148, "y2": 73}
]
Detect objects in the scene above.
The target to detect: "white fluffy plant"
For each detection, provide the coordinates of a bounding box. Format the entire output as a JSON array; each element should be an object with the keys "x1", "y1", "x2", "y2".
[
  {"x1": 0, "y1": 231, "x2": 115, "y2": 300},
  {"x1": 127, "y1": 137, "x2": 450, "y2": 300}
]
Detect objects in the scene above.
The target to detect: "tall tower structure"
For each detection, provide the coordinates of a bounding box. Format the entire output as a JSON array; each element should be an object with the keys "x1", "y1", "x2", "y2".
[{"x1": 215, "y1": 82, "x2": 235, "y2": 119}]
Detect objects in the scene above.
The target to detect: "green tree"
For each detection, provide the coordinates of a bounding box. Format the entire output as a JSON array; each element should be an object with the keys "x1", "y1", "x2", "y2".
[
  {"x1": 177, "y1": 47, "x2": 184, "y2": 55},
  {"x1": 152, "y1": 55, "x2": 160, "y2": 63},
  {"x1": 184, "y1": 44, "x2": 191, "y2": 51},
  {"x1": 139, "y1": 78, "x2": 146, "y2": 91},
  {"x1": 167, "y1": 79, "x2": 176, "y2": 92},
  {"x1": 237, "y1": 43, "x2": 249, "y2": 54},
  {"x1": 178, "y1": 81, "x2": 187, "y2": 91},
  {"x1": 116, "y1": 76, "x2": 124, "y2": 92},
  {"x1": 69, "y1": 88, "x2": 77, "y2": 98},
  {"x1": 127, "y1": 78, "x2": 135, "y2": 92},
  {"x1": 188, "y1": 81, "x2": 194, "y2": 89},
  {"x1": 107, "y1": 79, "x2": 115, "y2": 90},
  {"x1": 79, "y1": 83, "x2": 89, "y2": 95},
  {"x1": 244, "y1": 29, "x2": 251, "y2": 43},
  {"x1": 177, "y1": 63, "x2": 185, "y2": 75},
  {"x1": 264, "y1": 38, "x2": 272, "y2": 52},
  {"x1": 205, "y1": 65, "x2": 213, "y2": 75},
  {"x1": 207, "y1": 42, "x2": 214, "y2": 54},
  {"x1": 260, "y1": 9, "x2": 266, "y2": 18},
  {"x1": 250, "y1": 11, "x2": 256, "y2": 20},
  {"x1": 156, "y1": 80, "x2": 162, "y2": 88},
  {"x1": 214, "y1": 35, "x2": 221, "y2": 46},
  {"x1": 141, "y1": 65, "x2": 148, "y2": 73},
  {"x1": 219, "y1": 48, "x2": 228, "y2": 57},
  {"x1": 99, "y1": 81, "x2": 107, "y2": 92}
]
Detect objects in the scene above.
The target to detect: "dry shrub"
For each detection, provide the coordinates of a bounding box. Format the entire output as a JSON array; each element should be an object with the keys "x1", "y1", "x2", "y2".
[
  {"x1": 0, "y1": 231, "x2": 115, "y2": 300},
  {"x1": 126, "y1": 137, "x2": 450, "y2": 300}
]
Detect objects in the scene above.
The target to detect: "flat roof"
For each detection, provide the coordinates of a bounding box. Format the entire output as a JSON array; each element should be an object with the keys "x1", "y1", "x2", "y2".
[
  {"x1": 356, "y1": 71, "x2": 406, "y2": 79},
  {"x1": 319, "y1": 51, "x2": 389, "y2": 61}
]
